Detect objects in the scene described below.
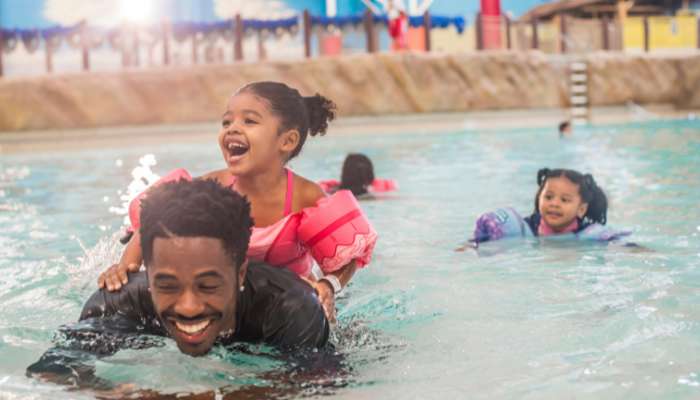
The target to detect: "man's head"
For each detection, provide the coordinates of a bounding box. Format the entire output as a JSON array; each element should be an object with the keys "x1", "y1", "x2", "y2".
[{"x1": 139, "y1": 179, "x2": 252, "y2": 356}]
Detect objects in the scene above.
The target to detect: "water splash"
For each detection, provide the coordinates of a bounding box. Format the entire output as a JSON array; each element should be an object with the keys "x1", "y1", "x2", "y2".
[
  {"x1": 66, "y1": 233, "x2": 124, "y2": 295},
  {"x1": 108, "y1": 155, "x2": 161, "y2": 227}
]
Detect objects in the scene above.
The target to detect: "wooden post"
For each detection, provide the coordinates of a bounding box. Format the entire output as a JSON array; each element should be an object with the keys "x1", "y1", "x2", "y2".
[
  {"x1": 192, "y1": 32, "x2": 198, "y2": 64},
  {"x1": 643, "y1": 16, "x2": 650, "y2": 52},
  {"x1": 121, "y1": 24, "x2": 129, "y2": 68},
  {"x1": 616, "y1": 0, "x2": 631, "y2": 25},
  {"x1": 423, "y1": 11, "x2": 431, "y2": 52},
  {"x1": 505, "y1": 16, "x2": 512, "y2": 50},
  {"x1": 602, "y1": 16, "x2": 610, "y2": 50},
  {"x1": 46, "y1": 37, "x2": 53, "y2": 73},
  {"x1": 80, "y1": 20, "x2": 90, "y2": 71},
  {"x1": 257, "y1": 30, "x2": 267, "y2": 60},
  {"x1": 162, "y1": 20, "x2": 170, "y2": 65},
  {"x1": 531, "y1": 18, "x2": 539, "y2": 49},
  {"x1": 233, "y1": 14, "x2": 243, "y2": 61},
  {"x1": 617, "y1": 0, "x2": 633, "y2": 51},
  {"x1": 560, "y1": 15, "x2": 567, "y2": 53},
  {"x1": 132, "y1": 28, "x2": 140, "y2": 67},
  {"x1": 303, "y1": 9, "x2": 311, "y2": 58},
  {"x1": 363, "y1": 9, "x2": 376, "y2": 53},
  {"x1": 475, "y1": 12, "x2": 483, "y2": 50},
  {"x1": 0, "y1": 30, "x2": 5, "y2": 77}
]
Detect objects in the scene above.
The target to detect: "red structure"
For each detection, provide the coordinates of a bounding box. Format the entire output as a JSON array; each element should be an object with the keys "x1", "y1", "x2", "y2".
[
  {"x1": 389, "y1": 9, "x2": 409, "y2": 51},
  {"x1": 480, "y1": 0, "x2": 502, "y2": 49}
]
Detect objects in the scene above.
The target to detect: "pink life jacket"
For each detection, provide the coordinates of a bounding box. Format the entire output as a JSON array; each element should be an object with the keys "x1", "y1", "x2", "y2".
[
  {"x1": 318, "y1": 178, "x2": 398, "y2": 194},
  {"x1": 128, "y1": 168, "x2": 377, "y2": 277}
]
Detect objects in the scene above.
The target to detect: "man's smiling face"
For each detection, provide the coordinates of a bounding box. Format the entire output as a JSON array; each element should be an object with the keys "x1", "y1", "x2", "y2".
[{"x1": 147, "y1": 236, "x2": 245, "y2": 356}]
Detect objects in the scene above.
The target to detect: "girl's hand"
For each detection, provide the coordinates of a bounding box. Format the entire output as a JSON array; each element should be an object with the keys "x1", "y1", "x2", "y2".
[
  {"x1": 300, "y1": 277, "x2": 336, "y2": 324},
  {"x1": 315, "y1": 280, "x2": 337, "y2": 324},
  {"x1": 97, "y1": 263, "x2": 140, "y2": 291}
]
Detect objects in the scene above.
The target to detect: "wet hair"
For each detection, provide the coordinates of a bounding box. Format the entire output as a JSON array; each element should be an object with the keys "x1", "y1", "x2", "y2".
[
  {"x1": 140, "y1": 179, "x2": 253, "y2": 268},
  {"x1": 237, "y1": 81, "x2": 336, "y2": 160},
  {"x1": 339, "y1": 153, "x2": 375, "y2": 196},
  {"x1": 558, "y1": 121, "x2": 571, "y2": 136},
  {"x1": 534, "y1": 168, "x2": 608, "y2": 225}
]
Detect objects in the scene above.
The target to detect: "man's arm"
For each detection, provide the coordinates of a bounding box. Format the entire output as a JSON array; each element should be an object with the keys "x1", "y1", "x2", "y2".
[
  {"x1": 27, "y1": 271, "x2": 163, "y2": 389},
  {"x1": 81, "y1": 270, "x2": 157, "y2": 323}
]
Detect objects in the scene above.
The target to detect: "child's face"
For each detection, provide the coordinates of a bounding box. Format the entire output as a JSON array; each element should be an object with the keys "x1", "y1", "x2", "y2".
[
  {"x1": 218, "y1": 92, "x2": 291, "y2": 176},
  {"x1": 538, "y1": 176, "x2": 588, "y2": 231}
]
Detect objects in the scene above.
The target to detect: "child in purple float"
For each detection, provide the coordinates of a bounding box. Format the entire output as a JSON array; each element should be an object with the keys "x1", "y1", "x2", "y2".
[{"x1": 472, "y1": 168, "x2": 629, "y2": 244}]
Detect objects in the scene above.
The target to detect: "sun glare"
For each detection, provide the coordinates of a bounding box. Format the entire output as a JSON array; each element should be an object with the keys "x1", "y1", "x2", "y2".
[{"x1": 120, "y1": 0, "x2": 152, "y2": 23}]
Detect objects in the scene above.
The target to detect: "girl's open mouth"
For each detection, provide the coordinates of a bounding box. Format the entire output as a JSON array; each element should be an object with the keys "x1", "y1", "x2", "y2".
[{"x1": 227, "y1": 142, "x2": 249, "y2": 157}]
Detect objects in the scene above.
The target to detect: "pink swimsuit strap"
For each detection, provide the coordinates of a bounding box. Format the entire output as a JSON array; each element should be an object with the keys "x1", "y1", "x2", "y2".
[
  {"x1": 538, "y1": 218, "x2": 579, "y2": 236},
  {"x1": 228, "y1": 168, "x2": 294, "y2": 217},
  {"x1": 283, "y1": 168, "x2": 293, "y2": 217}
]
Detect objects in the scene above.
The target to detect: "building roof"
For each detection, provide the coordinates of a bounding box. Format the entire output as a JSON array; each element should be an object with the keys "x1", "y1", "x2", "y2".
[{"x1": 519, "y1": 0, "x2": 667, "y2": 21}]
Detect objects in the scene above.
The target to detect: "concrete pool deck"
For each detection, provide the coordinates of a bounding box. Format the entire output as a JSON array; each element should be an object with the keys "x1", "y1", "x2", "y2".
[{"x1": 0, "y1": 105, "x2": 696, "y2": 154}]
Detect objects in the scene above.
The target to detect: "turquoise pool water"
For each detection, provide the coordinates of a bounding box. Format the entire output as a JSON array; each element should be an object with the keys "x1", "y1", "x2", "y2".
[{"x1": 1, "y1": 119, "x2": 699, "y2": 399}]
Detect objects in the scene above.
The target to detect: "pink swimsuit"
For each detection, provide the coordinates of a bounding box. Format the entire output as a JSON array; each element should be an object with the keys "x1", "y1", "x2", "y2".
[
  {"x1": 538, "y1": 219, "x2": 579, "y2": 236},
  {"x1": 237, "y1": 169, "x2": 377, "y2": 277},
  {"x1": 129, "y1": 168, "x2": 377, "y2": 278},
  {"x1": 238, "y1": 169, "x2": 310, "y2": 275}
]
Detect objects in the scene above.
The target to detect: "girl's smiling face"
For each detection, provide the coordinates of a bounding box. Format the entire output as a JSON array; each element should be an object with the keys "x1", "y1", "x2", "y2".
[
  {"x1": 218, "y1": 92, "x2": 297, "y2": 176},
  {"x1": 537, "y1": 176, "x2": 589, "y2": 232}
]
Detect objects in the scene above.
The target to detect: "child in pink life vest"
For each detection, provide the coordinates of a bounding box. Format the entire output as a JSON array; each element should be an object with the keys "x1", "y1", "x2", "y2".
[
  {"x1": 318, "y1": 153, "x2": 397, "y2": 198},
  {"x1": 99, "y1": 82, "x2": 377, "y2": 322}
]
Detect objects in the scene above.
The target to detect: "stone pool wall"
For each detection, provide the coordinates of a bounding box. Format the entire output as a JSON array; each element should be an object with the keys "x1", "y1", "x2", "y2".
[{"x1": 1, "y1": 51, "x2": 698, "y2": 131}]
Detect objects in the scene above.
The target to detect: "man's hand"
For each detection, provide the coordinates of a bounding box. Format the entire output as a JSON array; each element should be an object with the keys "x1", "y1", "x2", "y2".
[{"x1": 97, "y1": 263, "x2": 139, "y2": 291}]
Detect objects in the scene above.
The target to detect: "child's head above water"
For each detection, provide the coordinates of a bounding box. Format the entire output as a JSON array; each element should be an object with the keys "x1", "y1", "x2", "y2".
[
  {"x1": 219, "y1": 81, "x2": 337, "y2": 174},
  {"x1": 558, "y1": 120, "x2": 572, "y2": 137},
  {"x1": 534, "y1": 168, "x2": 608, "y2": 231},
  {"x1": 340, "y1": 153, "x2": 375, "y2": 196}
]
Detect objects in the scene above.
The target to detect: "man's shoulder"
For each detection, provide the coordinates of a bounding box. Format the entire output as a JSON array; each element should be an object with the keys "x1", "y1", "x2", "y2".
[
  {"x1": 80, "y1": 271, "x2": 155, "y2": 322},
  {"x1": 244, "y1": 262, "x2": 310, "y2": 292},
  {"x1": 241, "y1": 263, "x2": 328, "y2": 349}
]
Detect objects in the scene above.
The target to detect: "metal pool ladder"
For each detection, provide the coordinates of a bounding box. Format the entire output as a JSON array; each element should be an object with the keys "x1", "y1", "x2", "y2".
[{"x1": 569, "y1": 60, "x2": 590, "y2": 125}]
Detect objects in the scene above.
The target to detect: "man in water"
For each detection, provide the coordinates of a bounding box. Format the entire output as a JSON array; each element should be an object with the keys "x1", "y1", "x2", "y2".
[{"x1": 27, "y1": 179, "x2": 329, "y2": 387}]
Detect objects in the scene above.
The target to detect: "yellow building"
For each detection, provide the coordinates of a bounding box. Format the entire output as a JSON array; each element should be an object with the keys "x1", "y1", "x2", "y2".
[{"x1": 520, "y1": 0, "x2": 700, "y2": 52}]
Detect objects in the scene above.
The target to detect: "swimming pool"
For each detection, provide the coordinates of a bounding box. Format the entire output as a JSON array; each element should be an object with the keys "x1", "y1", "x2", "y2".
[{"x1": 1, "y1": 118, "x2": 699, "y2": 399}]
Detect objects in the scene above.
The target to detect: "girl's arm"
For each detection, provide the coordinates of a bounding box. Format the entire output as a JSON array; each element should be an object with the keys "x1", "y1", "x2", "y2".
[
  {"x1": 313, "y1": 260, "x2": 358, "y2": 324},
  {"x1": 299, "y1": 176, "x2": 371, "y2": 322},
  {"x1": 327, "y1": 259, "x2": 358, "y2": 288}
]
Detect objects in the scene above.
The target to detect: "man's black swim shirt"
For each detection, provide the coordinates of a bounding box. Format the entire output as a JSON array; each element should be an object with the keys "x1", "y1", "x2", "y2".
[
  {"x1": 27, "y1": 263, "x2": 328, "y2": 387},
  {"x1": 79, "y1": 262, "x2": 329, "y2": 349}
]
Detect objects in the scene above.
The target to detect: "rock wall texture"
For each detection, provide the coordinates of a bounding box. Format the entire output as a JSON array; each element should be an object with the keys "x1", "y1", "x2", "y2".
[{"x1": 0, "y1": 51, "x2": 697, "y2": 131}]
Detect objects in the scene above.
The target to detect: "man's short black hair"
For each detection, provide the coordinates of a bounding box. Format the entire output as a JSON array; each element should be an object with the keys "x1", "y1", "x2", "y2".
[{"x1": 139, "y1": 179, "x2": 252, "y2": 268}]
